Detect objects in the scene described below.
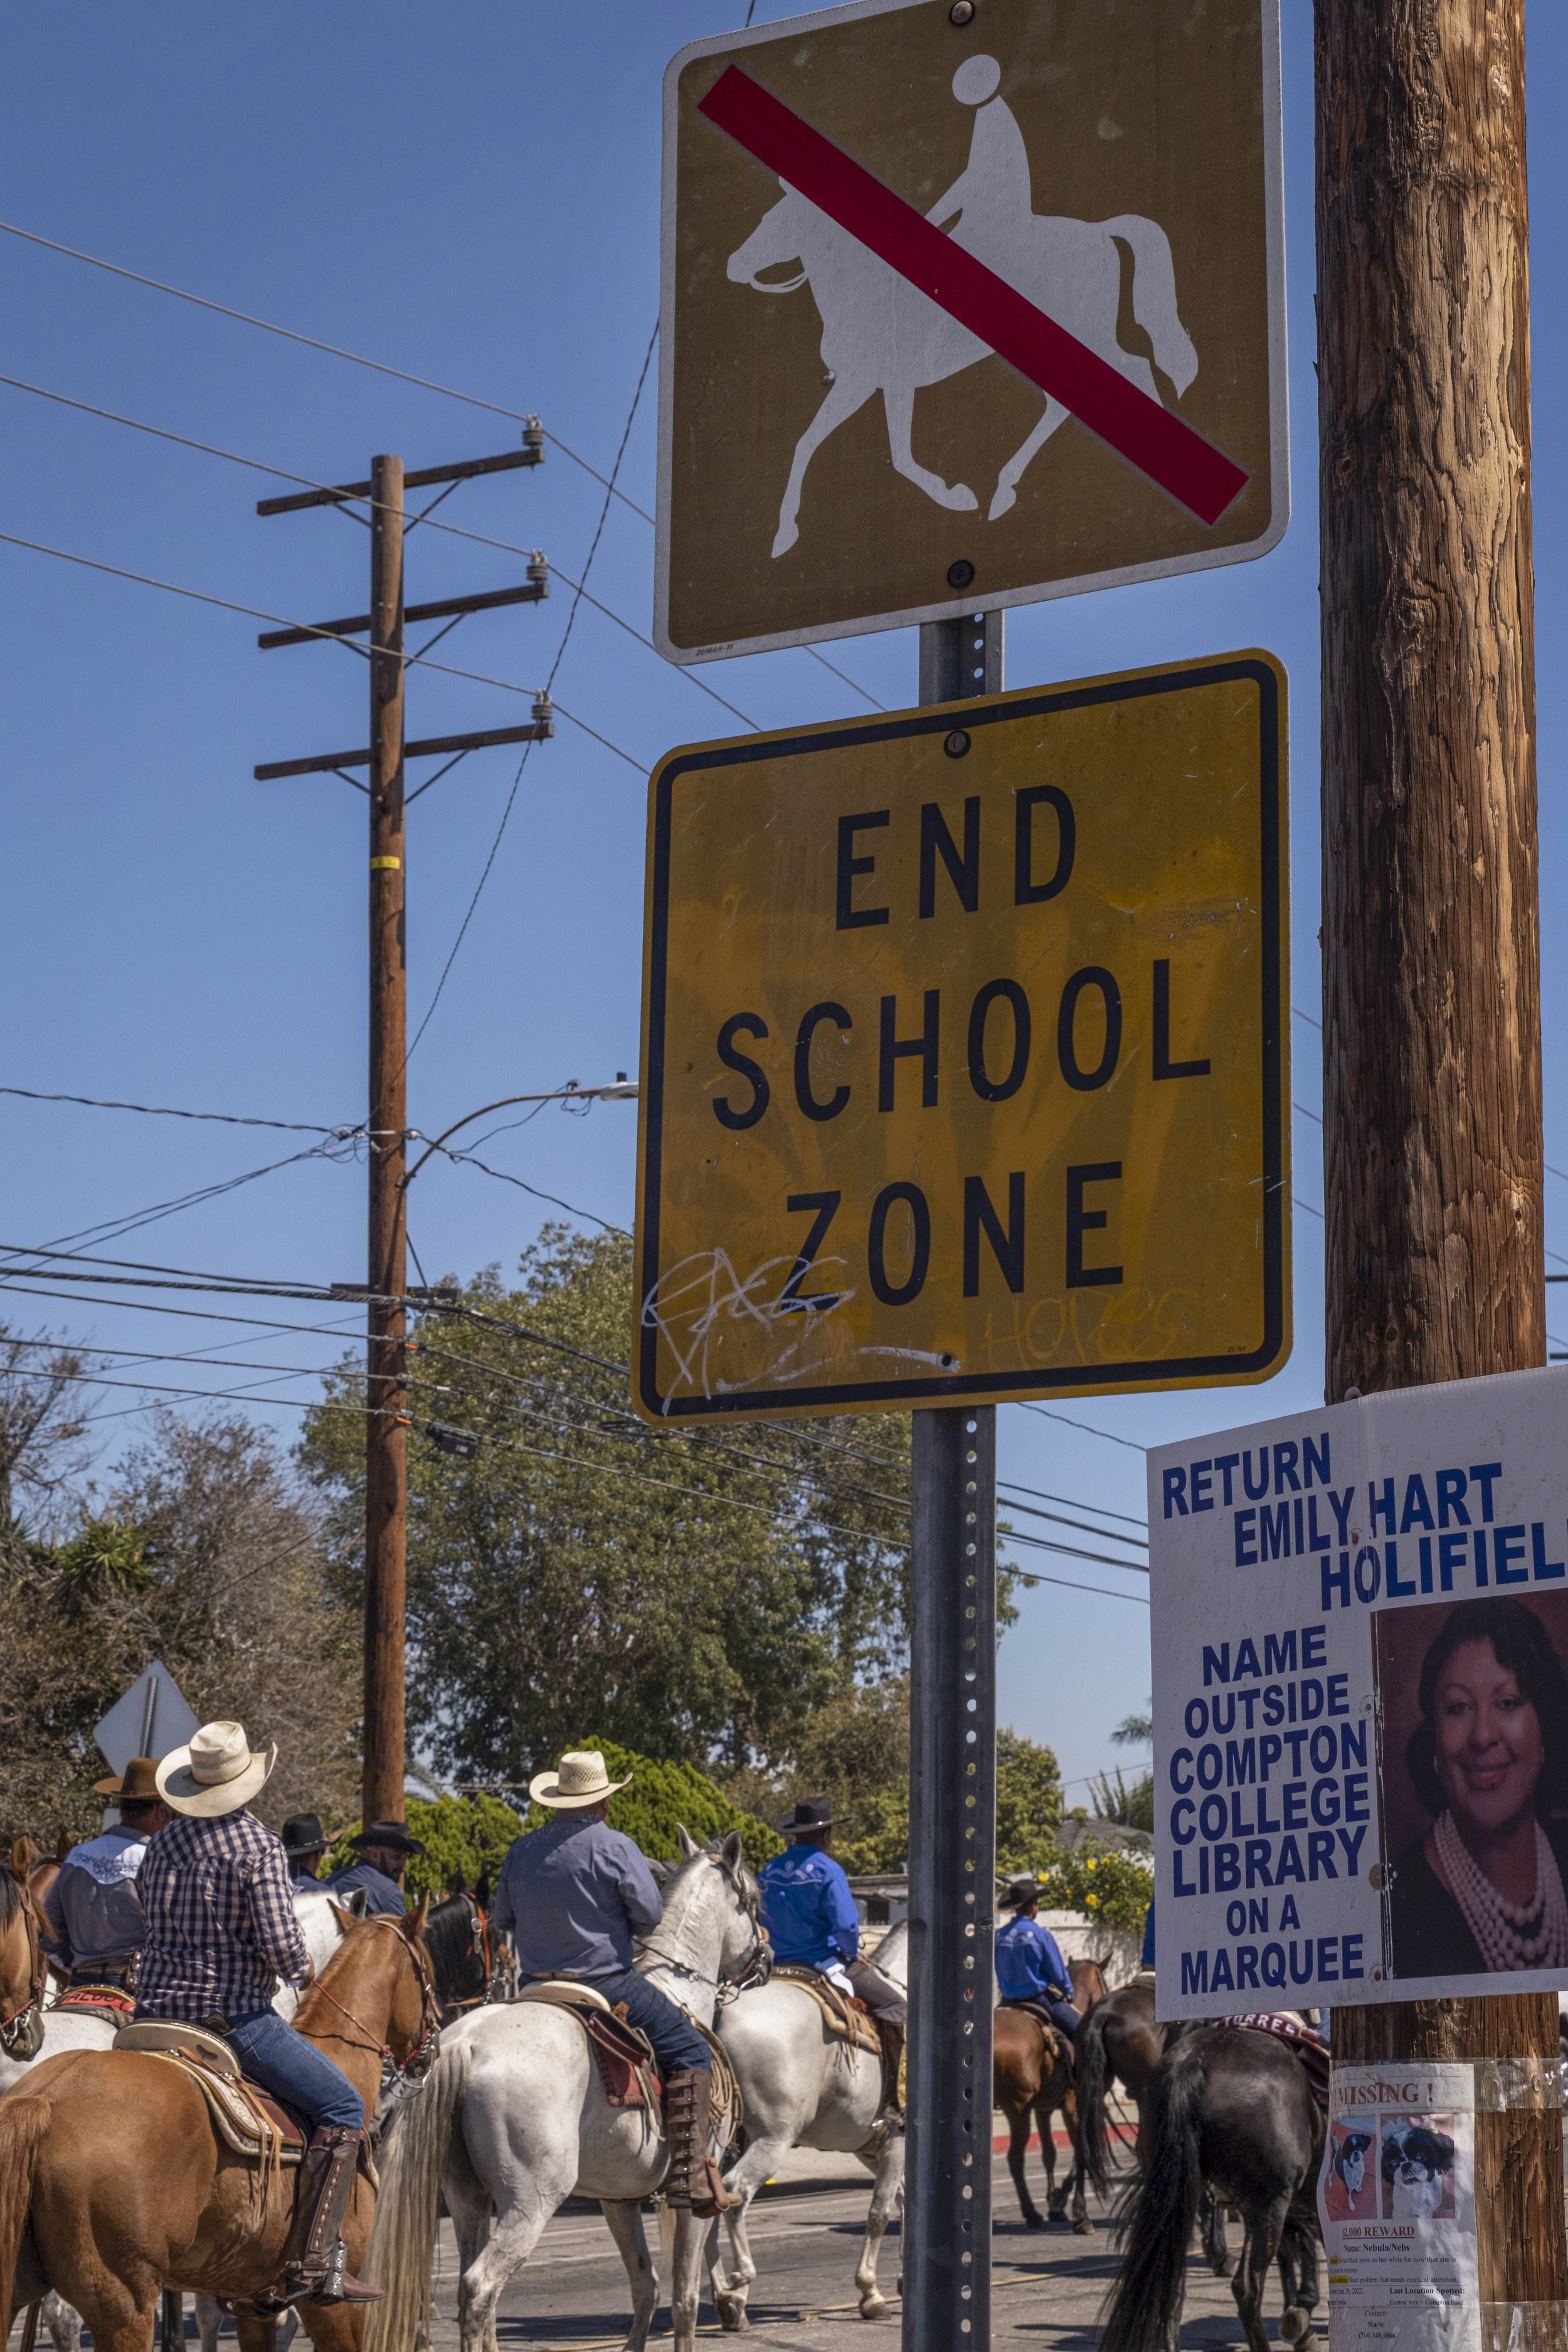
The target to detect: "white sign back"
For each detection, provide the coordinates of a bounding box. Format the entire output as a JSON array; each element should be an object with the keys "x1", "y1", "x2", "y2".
[{"x1": 93, "y1": 1661, "x2": 199, "y2": 1777}]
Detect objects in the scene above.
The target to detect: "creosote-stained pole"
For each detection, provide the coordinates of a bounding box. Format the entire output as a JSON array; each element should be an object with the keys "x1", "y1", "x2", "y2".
[
  {"x1": 364, "y1": 453, "x2": 408, "y2": 1831},
  {"x1": 1316, "y1": 0, "x2": 1564, "y2": 2320}
]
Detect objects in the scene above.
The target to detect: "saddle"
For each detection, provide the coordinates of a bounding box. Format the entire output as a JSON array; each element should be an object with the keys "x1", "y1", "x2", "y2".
[
  {"x1": 511, "y1": 1982, "x2": 664, "y2": 2114},
  {"x1": 999, "y1": 1998, "x2": 1074, "y2": 2067},
  {"x1": 112, "y1": 2021, "x2": 309, "y2": 2171},
  {"x1": 1214, "y1": 2011, "x2": 1331, "y2": 2112},
  {"x1": 54, "y1": 1984, "x2": 136, "y2": 2025},
  {"x1": 771, "y1": 1964, "x2": 881, "y2": 2057},
  {"x1": 509, "y1": 1982, "x2": 743, "y2": 2155}
]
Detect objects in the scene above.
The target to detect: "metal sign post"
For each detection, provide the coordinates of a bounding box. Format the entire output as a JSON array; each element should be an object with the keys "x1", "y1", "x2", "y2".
[{"x1": 903, "y1": 614, "x2": 1000, "y2": 2352}]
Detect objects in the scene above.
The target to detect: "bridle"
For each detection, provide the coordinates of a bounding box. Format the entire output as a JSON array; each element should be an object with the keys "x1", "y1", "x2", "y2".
[
  {"x1": 439, "y1": 1893, "x2": 493, "y2": 2020},
  {"x1": 0, "y1": 1886, "x2": 47, "y2": 2051},
  {"x1": 302, "y1": 1917, "x2": 443, "y2": 2079},
  {"x1": 640, "y1": 1857, "x2": 771, "y2": 2010}
]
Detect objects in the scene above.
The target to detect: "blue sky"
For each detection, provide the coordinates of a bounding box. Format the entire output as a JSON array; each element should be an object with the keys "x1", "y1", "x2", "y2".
[{"x1": 2, "y1": 3, "x2": 1564, "y2": 1797}]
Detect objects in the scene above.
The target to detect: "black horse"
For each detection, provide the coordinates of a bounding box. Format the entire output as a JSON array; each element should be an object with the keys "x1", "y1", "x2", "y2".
[
  {"x1": 1099, "y1": 2025, "x2": 1323, "y2": 2352},
  {"x1": 423, "y1": 1887, "x2": 494, "y2": 2021}
]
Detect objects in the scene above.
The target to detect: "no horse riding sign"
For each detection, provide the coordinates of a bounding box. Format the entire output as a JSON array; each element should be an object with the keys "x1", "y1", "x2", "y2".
[{"x1": 656, "y1": 0, "x2": 1287, "y2": 660}]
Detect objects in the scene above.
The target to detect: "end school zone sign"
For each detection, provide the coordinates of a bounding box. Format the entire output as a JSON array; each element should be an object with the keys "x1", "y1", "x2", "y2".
[{"x1": 632, "y1": 651, "x2": 1290, "y2": 1423}]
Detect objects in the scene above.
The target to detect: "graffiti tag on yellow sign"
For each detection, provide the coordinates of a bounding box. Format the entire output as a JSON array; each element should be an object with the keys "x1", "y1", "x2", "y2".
[{"x1": 633, "y1": 650, "x2": 1290, "y2": 1424}]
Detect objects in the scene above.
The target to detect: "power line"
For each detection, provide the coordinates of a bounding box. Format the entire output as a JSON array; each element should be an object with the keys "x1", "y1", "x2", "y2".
[
  {"x1": 406, "y1": 329, "x2": 659, "y2": 1062},
  {"x1": 0, "y1": 1082, "x2": 358, "y2": 1135},
  {"x1": 996, "y1": 1476, "x2": 1145, "y2": 1532},
  {"x1": 0, "y1": 368, "x2": 763, "y2": 734},
  {"x1": 0, "y1": 523, "x2": 646, "y2": 769},
  {"x1": 0, "y1": 216, "x2": 656, "y2": 526},
  {"x1": 1009, "y1": 1565, "x2": 1148, "y2": 1607},
  {"x1": 1014, "y1": 1401, "x2": 1145, "y2": 1454}
]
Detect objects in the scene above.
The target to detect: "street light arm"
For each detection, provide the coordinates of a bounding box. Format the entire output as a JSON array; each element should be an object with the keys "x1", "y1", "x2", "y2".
[{"x1": 401, "y1": 1079, "x2": 635, "y2": 1187}]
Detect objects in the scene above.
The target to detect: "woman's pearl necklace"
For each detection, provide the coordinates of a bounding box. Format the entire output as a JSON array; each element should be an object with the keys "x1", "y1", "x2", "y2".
[{"x1": 1434, "y1": 1810, "x2": 1568, "y2": 1971}]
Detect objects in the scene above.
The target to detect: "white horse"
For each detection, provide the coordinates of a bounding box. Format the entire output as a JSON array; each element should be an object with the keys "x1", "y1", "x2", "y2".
[
  {"x1": 726, "y1": 59, "x2": 1199, "y2": 557},
  {"x1": 707, "y1": 1919, "x2": 908, "y2": 2327},
  {"x1": 0, "y1": 1888, "x2": 356, "y2": 2352},
  {"x1": 364, "y1": 1831, "x2": 765, "y2": 2352}
]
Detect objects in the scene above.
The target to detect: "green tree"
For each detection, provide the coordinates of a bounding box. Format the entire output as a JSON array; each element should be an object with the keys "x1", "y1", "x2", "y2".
[
  {"x1": 297, "y1": 1230, "x2": 915, "y2": 1785},
  {"x1": 1088, "y1": 1766, "x2": 1155, "y2": 1831},
  {"x1": 0, "y1": 1412, "x2": 358, "y2": 1843},
  {"x1": 994, "y1": 1728, "x2": 1064, "y2": 1872}
]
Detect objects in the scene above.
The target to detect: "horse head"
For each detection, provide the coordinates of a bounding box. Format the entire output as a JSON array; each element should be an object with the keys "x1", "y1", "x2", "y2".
[
  {"x1": 0, "y1": 1865, "x2": 46, "y2": 2058},
  {"x1": 651, "y1": 1829, "x2": 766, "y2": 2008},
  {"x1": 727, "y1": 184, "x2": 813, "y2": 292}
]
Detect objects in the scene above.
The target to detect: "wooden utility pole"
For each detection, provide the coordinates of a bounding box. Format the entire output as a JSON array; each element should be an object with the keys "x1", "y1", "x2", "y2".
[
  {"x1": 1316, "y1": 0, "x2": 1564, "y2": 2314},
  {"x1": 255, "y1": 431, "x2": 551, "y2": 1833},
  {"x1": 364, "y1": 453, "x2": 408, "y2": 1831}
]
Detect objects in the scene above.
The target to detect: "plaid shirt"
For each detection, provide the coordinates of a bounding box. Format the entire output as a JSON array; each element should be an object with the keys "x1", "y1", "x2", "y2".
[{"x1": 135, "y1": 1809, "x2": 307, "y2": 2024}]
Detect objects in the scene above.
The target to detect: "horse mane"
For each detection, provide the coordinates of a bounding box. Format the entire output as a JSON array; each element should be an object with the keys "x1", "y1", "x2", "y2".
[
  {"x1": 422, "y1": 1894, "x2": 477, "y2": 1981},
  {"x1": 0, "y1": 1865, "x2": 24, "y2": 1934}
]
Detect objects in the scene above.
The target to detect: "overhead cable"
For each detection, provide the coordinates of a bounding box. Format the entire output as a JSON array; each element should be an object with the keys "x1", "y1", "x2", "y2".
[
  {"x1": 0, "y1": 1082, "x2": 358, "y2": 1135},
  {"x1": 0, "y1": 217, "x2": 655, "y2": 524}
]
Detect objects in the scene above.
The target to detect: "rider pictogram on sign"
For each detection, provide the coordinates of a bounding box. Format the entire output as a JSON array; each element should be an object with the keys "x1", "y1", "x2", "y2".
[
  {"x1": 657, "y1": 0, "x2": 1287, "y2": 662},
  {"x1": 633, "y1": 650, "x2": 1291, "y2": 1424}
]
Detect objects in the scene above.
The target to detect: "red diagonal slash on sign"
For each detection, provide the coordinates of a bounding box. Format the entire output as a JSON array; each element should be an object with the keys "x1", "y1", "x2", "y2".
[{"x1": 698, "y1": 65, "x2": 1248, "y2": 528}]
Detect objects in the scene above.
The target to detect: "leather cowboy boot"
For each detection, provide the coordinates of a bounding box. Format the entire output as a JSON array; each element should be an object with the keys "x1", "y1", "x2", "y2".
[
  {"x1": 662, "y1": 2068, "x2": 734, "y2": 2217},
  {"x1": 874, "y1": 2018, "x2": 905, "y2": 2116},
  {"x1": 266, "y1": 2126, "x2": 383, "y2": 2307}
]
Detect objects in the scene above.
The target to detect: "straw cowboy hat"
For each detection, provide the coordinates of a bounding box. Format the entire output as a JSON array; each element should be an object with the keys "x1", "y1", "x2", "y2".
[
  {"x1": 156, "y1": 1720, "x2": 277, "y2": 1818},
  {"x1": 93, "y1": 1756, "x2": 163, "y2": 1802},
  {"x1": 529, "y1": 1749, "x2": 632, "y2": 1809}
]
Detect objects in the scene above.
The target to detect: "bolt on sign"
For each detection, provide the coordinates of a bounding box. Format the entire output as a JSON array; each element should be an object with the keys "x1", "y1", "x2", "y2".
[
  {"x1": 633, "y1": 650, "x2": 1290, "y2": 1424},
  {"x1": 655, "y1": 0, "x2": 1287, "y2": 663}
]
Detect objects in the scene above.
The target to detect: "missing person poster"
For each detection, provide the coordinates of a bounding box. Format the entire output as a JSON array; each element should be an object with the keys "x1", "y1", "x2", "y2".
[
  {"x1": 1150, "y1": 1365, "x2": 1568, "y2": 2013},
  {"x1": 1317, "y1": 2063, "x2": 1477, "y2": 2352}
]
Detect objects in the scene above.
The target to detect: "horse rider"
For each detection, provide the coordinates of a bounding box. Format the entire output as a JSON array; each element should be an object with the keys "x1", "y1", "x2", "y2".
[
  {"x1": 490, "y1": 1747, "x2": 733, "y2": 2215},
  {"x1": 134, "y1": 1719, "x2": 380, "y2": 2309},
  {"x1": 994, "y1": 1873, "x2": 1080, "y2": 2050},
  {"x1": 281, "y1": 1812, "x2": 331, "y2": 1890},
  {"x1": 757, "y1": 1798, "x2": 906, "y2": 2107},
  {"x1": 42, "y1": 1756, "x2": 171, "y2": 2001},
  {"x1": 326, "y1": 1818, "x2": 422, "y2": 1915}
]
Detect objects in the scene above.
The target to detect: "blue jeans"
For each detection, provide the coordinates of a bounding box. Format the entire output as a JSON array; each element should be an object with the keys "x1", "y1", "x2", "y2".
[
  {"x1": 582, "y1": 1968, "x2": 710, "y2": 2075},
  {"x1": 223, "y1": 2007, "x2": 366, "y2": 2132}
]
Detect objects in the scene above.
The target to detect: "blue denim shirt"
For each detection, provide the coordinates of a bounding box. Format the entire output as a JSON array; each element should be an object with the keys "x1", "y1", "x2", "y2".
[
  {"x1": 492, "y1": 1815, "x2": 664, "y2": 1980},
  {"x1": 757, "y1": 1845, "x2": 860, "y2": 1968},
  {"x1": 324, "y1": 1858, "x2": 406, "y2": 1915},
  {"x1": 1141, "y1": 1898, "x2": 1156, "y2": 1968},
  {"x1": 994, "y1": 1914, "x2": 1071, "y2": 2002}
]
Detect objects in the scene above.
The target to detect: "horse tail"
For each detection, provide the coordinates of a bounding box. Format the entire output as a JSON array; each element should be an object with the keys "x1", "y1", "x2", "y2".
[
  {"x1": 0, "y1": 2095, "x2": 50, "y2": 2321},
  {"x1": 1105, "y1": 215, "x2": 1199, "y2": 396},
  {"x1": 1074, "y1": 2005, "x2": 1118, "y2": 2196},
  {"x1": 364, "y1": 2037, "x2": 474, "y2": 2352},
  {"x1": 1099, "y1": 2038, "x2": 1207, "y2": 2352}
]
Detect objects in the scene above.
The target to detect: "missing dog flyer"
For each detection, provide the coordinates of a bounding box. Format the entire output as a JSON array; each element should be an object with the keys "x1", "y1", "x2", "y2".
[
  {"x1": 1317, "y1": 2063, "x2": 1476, "y2": 2351},
  {"x1": 1149, "y1": 1364, "x2": 1568, "y2": 2015}
]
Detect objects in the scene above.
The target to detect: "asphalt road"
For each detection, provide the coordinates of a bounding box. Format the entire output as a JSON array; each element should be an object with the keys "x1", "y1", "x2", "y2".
[{"x1": 417, "y1": 2154, "x2": 1278, "y2": 2352}]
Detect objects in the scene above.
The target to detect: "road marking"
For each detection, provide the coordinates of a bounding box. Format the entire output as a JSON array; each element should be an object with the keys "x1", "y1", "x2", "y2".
[{"x1": 697, "y1": 65, "x2": 1248, "y2": 527}]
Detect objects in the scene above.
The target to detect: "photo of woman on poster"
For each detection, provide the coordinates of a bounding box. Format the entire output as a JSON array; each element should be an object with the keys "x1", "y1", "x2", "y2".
[{"x1": 1388, "y1": 1597, "x2": 1568, "y2": 1978}]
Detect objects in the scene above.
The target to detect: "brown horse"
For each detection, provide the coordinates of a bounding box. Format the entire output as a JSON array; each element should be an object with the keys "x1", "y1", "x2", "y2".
[
  {"x1": 992, "y1": 1954, "x2": 1108, "y2": 2234},
  {"x1": 0, "y1": 1861, "x2": 50, "y2": 2062},
  {"x1": 0, "y1": 1901, "x2": 435, "y2": 2352}
]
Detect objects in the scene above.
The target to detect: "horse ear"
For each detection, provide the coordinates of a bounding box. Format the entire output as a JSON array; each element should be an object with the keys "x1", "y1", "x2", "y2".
[
  {"x1": 327, "y1": 1901, "x2": 360, "y2": 1932},
  {"x1": 406, "y1": 1892, "x2": 431, "y2": 1936},
  {"x1": 475, "y1": 1873, "x2": 490, "y2": 1912},
  {"x1": 347, "y1": 1887, "x2": 369, "y2": 1919},
  {"x1": 55, "y1": 1830, "x2": 70, "y2": 1863},
  {"x1": 719, "y1": 1830, "x2": 745, "y2": 1873},
  {"x1": 9, "y1": 1838, "x2": 32, "y2": 1878},
  {"x1": 1094, "y1": 1952, "x2": 1113, "y2": 1969},
  {"x1": 675, "y1": 1825, "x2": 699, "y2": 1860}
]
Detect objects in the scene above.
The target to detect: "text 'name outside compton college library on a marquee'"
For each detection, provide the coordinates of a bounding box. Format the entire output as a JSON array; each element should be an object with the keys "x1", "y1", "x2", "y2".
[{"x1": 1152, "y1": 1396, "x2": 1568, "y2": 2012}]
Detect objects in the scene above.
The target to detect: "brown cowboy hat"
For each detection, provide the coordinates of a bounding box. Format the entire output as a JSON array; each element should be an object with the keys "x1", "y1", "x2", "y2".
[{"x1": 93, "y1": 1756, "x2": 163, "y2": 1802}]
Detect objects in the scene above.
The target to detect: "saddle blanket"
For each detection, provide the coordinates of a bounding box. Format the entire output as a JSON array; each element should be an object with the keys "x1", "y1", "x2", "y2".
[
  {"x1": 771, "y1": 1965, "x2": 881, "y2": 2057},
  {"x1": 142, "y1": 2048, "x2": 307, "y2": 2166},
  {"x1": 54, "y1": 1986, "x2": 135, "y2": 2023},
  {"x1": 1215, "y1": 2011, "x2": 1330, "y2": 2110}
]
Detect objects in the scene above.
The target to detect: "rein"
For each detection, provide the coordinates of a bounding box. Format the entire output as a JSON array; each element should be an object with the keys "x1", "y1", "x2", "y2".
[{"x1": 301, "y1": 1918, "x2": 441, "y2": 2075}]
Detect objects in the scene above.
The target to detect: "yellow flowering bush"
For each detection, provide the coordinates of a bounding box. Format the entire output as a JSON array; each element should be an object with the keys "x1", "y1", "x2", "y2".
[{"x1": 1031, "y1": 1840, "x2": 1151, "y2": 1935}]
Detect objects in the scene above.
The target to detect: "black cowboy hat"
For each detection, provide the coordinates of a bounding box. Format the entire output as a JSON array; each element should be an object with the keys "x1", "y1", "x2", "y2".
[
  {"x1": 1000, "y1": 1873, "x2": 1042, "y2": 1906},
  {"x1": 776, "y1": 1796, "x2": 833, "y2": 1836},
  {"x1": 350, "y1": 1819, "x2": 427, "y2": 1857},
  {"x1": 280, "y1": 1811, "x2": 329, "y2": 1858}
]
